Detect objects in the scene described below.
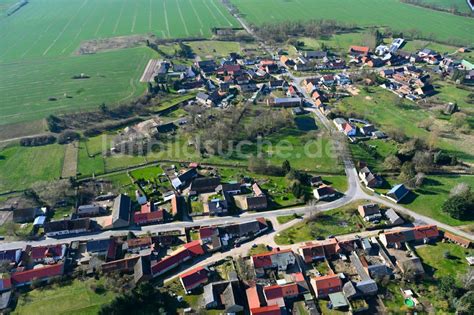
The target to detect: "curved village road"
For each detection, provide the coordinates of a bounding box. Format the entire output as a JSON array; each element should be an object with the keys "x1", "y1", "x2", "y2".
[{"x1": 1, "y1": 6, "x2": 472, "y2": 250}]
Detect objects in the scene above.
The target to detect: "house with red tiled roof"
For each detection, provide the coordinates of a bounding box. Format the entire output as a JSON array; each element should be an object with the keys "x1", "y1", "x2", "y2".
[
  {"x1": 125, "y1": 237, "x2": 153, "y2": 253},
  {"x1": 11, "y1": 264, "x2": 64, "y2": 287},
  {"x1": 310, "y1": 274, "x2": 342, "y2": 298},
  {"x1": 380, "y1": 225, "x2": 439, "y2": 248},
  {"x1": 151, "y1": 241, "x2": 204, "y2": 277},
  {"x1": 263, "y1": 283, "x2": 300, "y2": 306},
  {"x1": 199, "y1": 226, "x2": 219, "y2": 243},
  {"x1": 252, "y1": 249, "x2": 296, "y2": 277},
  {"x1": 0, "y1": 276, "x2": 11, "y2": 292},
  {"x1": 101, "y1": 256, "x2": 140, "y2": 273},
  {"x1": 27, "y1": 244, "x2": 67, "y2": 263},
  {"x1": 299, "y1": 239, "x2": 338, "y2": 263},
  {"x1": 348, "y1": 46, "x2": 370, "y2": 57},
  {"x1": 444, "y1": 232, "x2": 471, "y2": 248},
  {"x1": 246, "y1": 286, "x2": 263, "y2": 310},
  {"x1": 134, "y1": 209, "x2": 165, "y2": 226},
  {"x1": 183, "y1": 240, "x2": 205, "y2": 255},
  {"x1": 180, "y1": 266, "x2": 209, "y2": 292},
  {"x1": 251, "y1": 305, "x2": 282, "y2": 315}
]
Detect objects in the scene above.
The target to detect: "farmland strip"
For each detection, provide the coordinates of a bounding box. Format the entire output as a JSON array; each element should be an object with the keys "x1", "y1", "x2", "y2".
[
  {"x1": 175, "y1": 0, "x2": 190, "y2": 36},
  {"x1": 42, "y1": 0, "x2": 89, "y2": 56}
]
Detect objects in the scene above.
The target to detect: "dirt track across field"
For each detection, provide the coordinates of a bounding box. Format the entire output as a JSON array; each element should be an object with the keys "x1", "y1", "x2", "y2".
[
  {"x1": 140, "y1": 59, "x2": 161, "y2": 82},
  {"x1": 61, "y1": 141, "x2": 78, "y2": 178}
]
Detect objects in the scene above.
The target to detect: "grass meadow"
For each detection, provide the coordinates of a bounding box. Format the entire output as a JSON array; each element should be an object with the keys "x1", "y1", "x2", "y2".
[
  {"x1": 231, "y1": 0, "x2": 474, "y2": 44},
  {"x1": 13, "y1": 279, "x2": 115, "y2": 315},
  {"x1": 416, "y1": 0, "x2": 473, "y2": 14},
  {"x1": 0, "y1": 0, "x2": 238, "y2": 125},
  {"x1": 337, "y1": 88, "x2": 474, "y2": 164},
  {"x1": 0, "y1": 143, "x2": 65, "y2": 192}
]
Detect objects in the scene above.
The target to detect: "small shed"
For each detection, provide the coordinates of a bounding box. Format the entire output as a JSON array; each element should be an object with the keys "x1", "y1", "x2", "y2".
[
  {"x1": 33, "y1": 216, "x2": 46, "y2": 227},
  {"x1": 329, "y1": 292, "x2": 349, "y2": 310}
]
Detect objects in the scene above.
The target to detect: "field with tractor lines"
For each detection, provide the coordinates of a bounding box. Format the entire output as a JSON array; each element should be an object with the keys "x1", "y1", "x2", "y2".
[
  {"x1": 0, "y1": 0, "x2": 238, "y2": 125},
  {"x1": 231, "y1": 0, "x2": 474, "y2": 45}
]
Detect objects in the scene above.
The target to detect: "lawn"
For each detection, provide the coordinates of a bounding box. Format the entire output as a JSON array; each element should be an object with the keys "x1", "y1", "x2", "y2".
[
  {"x1": 337, "y1": 87, "x2": 474, "y2": 164},
  {"x1": 101, "y1": 172, "x2": 136, "y2": 197},
  {"x1": 414, "y1": 0, "x2": 473, "y2": 14},
  {"x1": 13, "y1": 279, "x2": 116, "y2": 315},
  {"x1": 77, "y1": 141, "x2": 106, "y2": 178},
  {"x1": 248, "y1": 244, "x2": 269, "y2": 256},
  {"x1": 416, "y1": 242, "x2": 474, "y2": 280},
  {"x1": 0, "y1": 144, "x2": 65, "y2": 192},
  {"x1": 350, "y1": 139, "x2": 398, "y2": 172},
  {"x1": 413, "y1": 241, "x2": 474, "y2": 312},
  {"x1": 186, "y1": 41, "x2": 241, "y2": 59},
  {"x1": 217, "y1": 167, "x2": 302, "y2": 208},
  {"x1": 276, "y1": 214, "x2": 300, "y2": 224},
  {"x1": 274, "y1": 202, "x2": 367, "y2": 245},
  {"x1": 231, "y1": 0, "x2": 474, "y2": 44},
  {"x1": 399, "y1": 175, "x2": 474, "y2": 226},
  {"x1": 0, "y1": 0, "x2": 238, "y2": 125},
  {"x1": 0, "y1": 47, "x2": 156, "y2": 125},
  {"x1": 191, "y1": 200, "x2": 204, "y2": 215},
  {"x1": 130, "y1": 165, "x2": 165, "y2": 181},
  {"x1": 321, "y1": 175, "x2": 349, "y2": 193}
]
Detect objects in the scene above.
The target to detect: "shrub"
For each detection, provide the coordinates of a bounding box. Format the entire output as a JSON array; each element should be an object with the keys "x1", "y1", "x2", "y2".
[{"x1": 20, "y1": 135, "x2": 56, "y2": 147}]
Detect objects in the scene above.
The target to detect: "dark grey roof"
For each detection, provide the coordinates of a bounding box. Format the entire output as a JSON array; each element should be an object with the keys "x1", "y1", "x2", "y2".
[
  {"x1": 112, "y1": 194, "x2": 131, "y2": 227},
  {"x1": 86, "y1": 239, "x2": 110, "y2": 253},
  {"x1": 385, "y1": 208, "x2": 403, "y2": 225},
  {"x1": 0, "y1": 291, "x2": 11, "y2": 310},
  {"x1": 134, "y1": 255, "x2": 152, "y2": 284},
  {"x1": 190, "y1": 177, "x2": 221, "y2": 193},
  {"x1": 44, "y1": 218, "x2": 91, "y2": 233},
  {"x1": 178, "y1": 168, "x2": 198, "y2": 184}
]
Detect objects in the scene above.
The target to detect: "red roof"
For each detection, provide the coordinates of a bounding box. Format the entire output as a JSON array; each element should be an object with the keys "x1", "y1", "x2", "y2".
[
  {"x1": 444, "y1": 231, "x2": 472, "y2": 247},
  {"x1": 12, "y1": 264, "x2": 64, "y2": 285},
  {"x1": 264, "y1": 283, "x2": 299, "y2": 300},
  {"x1": 252, "y1": 249, "x2": 293, "y2": 268},
  {"x1": 0, "y1": 277, "x2": 11, "y2": 290},
  {"x1": 134, "y1": 210, "x2": 164, "y2": 225},
  {"x1": 343, "y1": 123, "x2": 354, "y2": 133},
  {"x1": 30, "y1": 244, "x2": 64, "y2": 260},
  {"x1": 251, "y1": 305, "x2": 281, "y2": 315},
  {"x1": 183, "y1": 240, "x2": 204, "y2": 256},
  {"x1": 413, "y1": 225, "x2": 439, "y2": 240},
  {"x1": 126, "y1": 237, "x2": 152, "y2": 248},
  {"x1": 151, "y1": 248, "x2": 191, "y2": 275},
  {"x1": 246, "y1": 286, "x2": 261, "y2": 310},
  {"x1": 300, "y1": 238, "x2": 341, "y2": 262},
  {"x1": 384, "y1": 225, "x2": 439, "y2": 244},
  {"x1": 349, "y1": 45, "x2": 370, "y2": 54},
  {"x1": 260, "y1": 60, "x2": 275, "y2": 66},
  {"x1": 180, "y1": 266, "x2": 209, "y2": 291},
  {"x1": 199, "y1": 226, "x2": 217, "y2": 239},
  {"x1": 313, "y1": 274, "x2": 342, "y2": 291},
  {"x1": 151, "y1": 241, "x2": 204, "y2": 275},
  {"x1": 140, "y1": 202, "x2": 153, "y2": 213},
  {"x1": 171, "y1": 195, "x2": 178, "y2": 215}
]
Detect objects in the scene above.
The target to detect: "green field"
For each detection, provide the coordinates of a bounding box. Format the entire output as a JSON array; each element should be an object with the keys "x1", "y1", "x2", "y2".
[
  {"x1": 402, "y1": 175, "x2": 474, "y2": 226},
  {"x1": 0, "y1": 143, "x2": 65, "y2": 192},
  {"x1": 416, "y1": 0, "x2": 473, "y2": 14},
  {"x1": 416, "y1": 242, "x2": 474, "y2": 280},
  {"x1": 0, "y1": 0, "x2": 238, "y2": 125},
  {"x1": 13, "y1": 279, "x2": 115, "y2": 315},
  {"x1": 337, "y1": 88, "x2": 474, "y2": 164},
  {"x1": 0, "y1": 47, "x2": 155, "y2": 125},
  {"x1": 274, "y1": 201, "x2": 367, "y2": 245},
  {"x1": 231, "y1": 0, "x2": 474, "y2": 44}
]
